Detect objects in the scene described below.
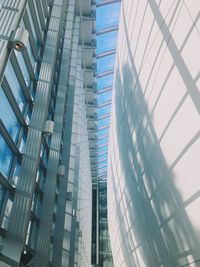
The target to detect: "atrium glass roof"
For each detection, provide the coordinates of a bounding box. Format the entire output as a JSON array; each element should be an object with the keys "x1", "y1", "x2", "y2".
[{"x1": 96, "y1": 1, "x2": 121, "y2": 181}]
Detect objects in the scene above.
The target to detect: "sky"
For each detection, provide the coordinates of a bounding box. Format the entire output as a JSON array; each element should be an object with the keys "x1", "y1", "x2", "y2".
[{"x1": 96, "y1": 1, "x2": 121, "y2": 179}]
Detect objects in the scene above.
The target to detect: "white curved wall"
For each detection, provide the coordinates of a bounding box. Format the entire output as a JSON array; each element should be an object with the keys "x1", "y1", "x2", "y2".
[{"x1": 108, "y1": 1, "x2": 200, "y2": 266}]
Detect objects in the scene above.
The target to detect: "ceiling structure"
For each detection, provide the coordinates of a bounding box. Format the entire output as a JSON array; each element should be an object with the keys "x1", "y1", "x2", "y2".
[{"x1": 96, "y1": 0, "x2": 121, "y2": 182}]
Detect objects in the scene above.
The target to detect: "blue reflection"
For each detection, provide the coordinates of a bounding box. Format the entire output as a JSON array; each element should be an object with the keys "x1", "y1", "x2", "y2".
[
  {"x1": 4, "y1": 60, "x2": 26, "y2": 112},
  {"x1": 97, "y1": 90, "x2": 112, "y2": 105},
  {"x1": 15, "y1": 51, "x2": 31, "y2": 87},
  {"x1": 98, "y1": 117, "x2": 110, "y2": 128},
  {"x1": 97, "y1": 74, "x2": 113, "y2": 91},
  {"x1": 97, "y1": 54, "x2": 115, "y2": 74},
  {"x1": 0, "y1": 87, "x2": 20, "y2": 143},
  {"x1": 98, "y1": 137, "x2": 108, "y2": 146},
  {"x1": 0, "y1": 134, "x2": 14, "y2": 178},
  {"x1": 97, "y1": 146, "x2": 108, "y2": 154},
  {"x1": 97, "y1": 31, "x2": 118, "y2": 54},
  {"x1": 96, "y1": 3, "x2": 120, "y2": 30},
  {"x1": 96, "y1": 127, "x2": 109, "y2": 137},
  {"x1": 97, "y1": 105, "x2": 111, "y2": 117}
]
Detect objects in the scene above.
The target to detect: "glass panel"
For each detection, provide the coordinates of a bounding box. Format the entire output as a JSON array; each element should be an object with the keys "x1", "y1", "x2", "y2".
[
  {"x1": 97, "y1": 137, "x2": 108, "y2": 146},
  {"x1": 97, "y1": 31, "x2": 118, "y2": 54},
  {"x1": 2, "y1": 195, "x2": 13, "y2": 230},
  {"x1": 4, "y1": 60, "x2": 26, "y2": 112},
  {"x1": 98, "y1": 155, "x2": 108, "y2": 164},
  {"x1": 0, "y1": 134, "x2": 14, "y2": 178},
  {"x1": 25, "y1": 108, "x2": 32, "y2": 125},
  {"x1": 27, "y1": 39, "x2": 36, "y2": 68},
  {"x1": 14, "y1": 51, "x2": 31, "y2": 87},
  {"x1": 97, "y1": 105, "x2": 111, "y2": 117},
  {"x1": 97, "y1": 74, "x2": 113, "y2": 91},
  {"x1": 37, "y1": 165, "x2": 46, "y2": 191},
  {"x1": 98, "y1": 117, "x2": 110, "y2": 128},
  {"x1": 12, "y1": 161, "x2": 21, "y2": 187},
  {"x1": 0, "y1": 185, "x2": 5, "y2": 212},
  {"x1": 97, "y1": 90, "x2": 112, "y2": 105},
  {"x1": 97, "y1": 146, "x2": 108, "y2": 154},
  {"x1": 96, "y1": 127, "x2": 109, "y2": 137},
  {"x1": 97, "y1": 54, "x2": 115, "y2": 74},
  {"x1": 20, "y1": 20, "x2": 36, "y2": 70},
  {"x1": 0, "y1": 87, "x2": 21, "y2": 143},
  {"x1": 18, "y1": 131, "x2": 27, "y2": 154},
  {"x1": 96, "y1": 2, "x2": 121, "y2": 30}
]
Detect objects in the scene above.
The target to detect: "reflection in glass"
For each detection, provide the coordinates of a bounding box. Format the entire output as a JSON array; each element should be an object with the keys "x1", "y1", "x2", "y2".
[
  {"x1": 0, "y1": 87, "x2": 21, "y2": 143},
  {"x1": 97, "y1": 31, "x2": 118, "y2": 54},
  {"x1": 96, "y1": 2, "x2": 120, "y2": 30},
  {"x1": 97, "y1": 54, "x2": 115, "y2": 74},
  {"x1": 97, "y1": 74, "x2": 113, "y2": 91},
  {"x1": 0, "y1": 134, "x2": 14, "y2": 178},
  {"x1": 4, "y1": 60, "x2": 26, "y2": 112}
]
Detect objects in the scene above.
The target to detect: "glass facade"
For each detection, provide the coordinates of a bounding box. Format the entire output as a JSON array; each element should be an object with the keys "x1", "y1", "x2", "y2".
[{"x1": 108, "y1": 1, "x2": 200, "y2": 267}]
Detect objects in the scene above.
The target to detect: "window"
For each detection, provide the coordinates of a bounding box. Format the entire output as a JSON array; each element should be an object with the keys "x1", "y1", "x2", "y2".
[
  {"x1": 0, "y1": 87, "x2": 21, "y2": 143},
  {"x1": 0, "y1": 185, "x2": 5, "y2": 213},
  {"x1": 4, "y1": 60, "x2": 26, "y2": 113},
  {"x1": 0, "y1": 134, "x2": 14, "y2": 178},
  {"x1": 36, "y1": 165, "x2": 46, "y2": 191},
  {"x1": 14, "y1": 51, "x2": 31, "y2": 87},
  {"x1": 2, "y1": 194, "x2": 13, "y2": 230},
  {"x1": 18, "y1": 131, "x2": 27, "y2": 154},
  {"x1": 12, "y1": 161, "x2": 21, "y2": 187}
]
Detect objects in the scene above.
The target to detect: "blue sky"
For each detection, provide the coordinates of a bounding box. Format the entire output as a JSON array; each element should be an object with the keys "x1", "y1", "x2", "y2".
[{"x1": 96, "y1": 1, "x2": 121, "y2": 176}]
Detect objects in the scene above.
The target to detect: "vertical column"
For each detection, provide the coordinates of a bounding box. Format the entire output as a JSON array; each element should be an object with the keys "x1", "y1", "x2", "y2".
[
  {"x1": 33, "y1": 1, "x2": 69, "y2": 266},
  {"x1": 51, "y1": 1, "x2": 76, "y2": 266},
  {"x1": 68, "y1": 45, "x2": 82, "y2": 267},
  {"x1": 58, "y1": 15, "x2": 80, "y2": 267}
]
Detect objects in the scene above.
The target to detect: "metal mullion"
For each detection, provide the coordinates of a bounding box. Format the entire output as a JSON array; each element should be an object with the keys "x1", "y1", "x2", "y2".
[
  {"x1": 96, "y1": 49, "x2": 116, "y2": 59},
  {"x1": 96, "y1": 69, "x2": 114, "y2": 78},
  {"x1": 28, "y1": 1, "x2": 43, "y2": 45},
  {"x1": 10, "y1": 53, "x2": 34, "y2": 103},
  {"x1": 96, "y1": 25, "x2": 119, "y2": 35},
  {"x1": 97, "y1": 113, "x2": 110, "y2": 120},
  {"x1": 97, "y1": 101, "x2": 111, "y2": 108},
  {"x1": 97, "y1": 124, "x2": 110, "y2": 130},
  {"x1": 2, "y1": 79, "x2": 28, "y2": 128},
  {"x1": 0, "y1": 121, "x2": 22, "y2": 160},
  {"x1": 96, "y1": 0, "x2": 121, "y2": 7},
  {"x1": 35, "y1": 0, "x2": 46, "y2": 31},
  {"x1": 98, "y1": 164, "x2": 107, "y2": 170},
  {"x1": 97, "y1": 142, "x2": 108, "y2": 149},
  {"x1": 23, "y1": 13, "x2": 40, "y2": 61},
  {"x1": 0, "y1": 173, "x2": 15, "y2": 192},
  {"x1": 22, "y1": 49, "x2": 37, "y2": 82},
  {"x1": 41, "y1": 0, "x2": 49, "y2": 18},
  {"x1": 97, "y1": 86, "x2": 112, "y2": 94},
  {"x1": 98, "y1": 158, "x2": 107, "y2": 164},
  {"x1": 97, "y1": 134, "x2": 109, "y2": 141}
]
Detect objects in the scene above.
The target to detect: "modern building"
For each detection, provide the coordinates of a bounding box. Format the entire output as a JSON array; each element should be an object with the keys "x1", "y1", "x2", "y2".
[
  {"x1": 108, "y1": 0, "x2": 200, "y2": 267},
  {"x1": 0, "y1": 0, "x2": 96, "y2": 266},
  {"x1": 1, "y1": 0, "x2": 200, "y2": 267}
]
